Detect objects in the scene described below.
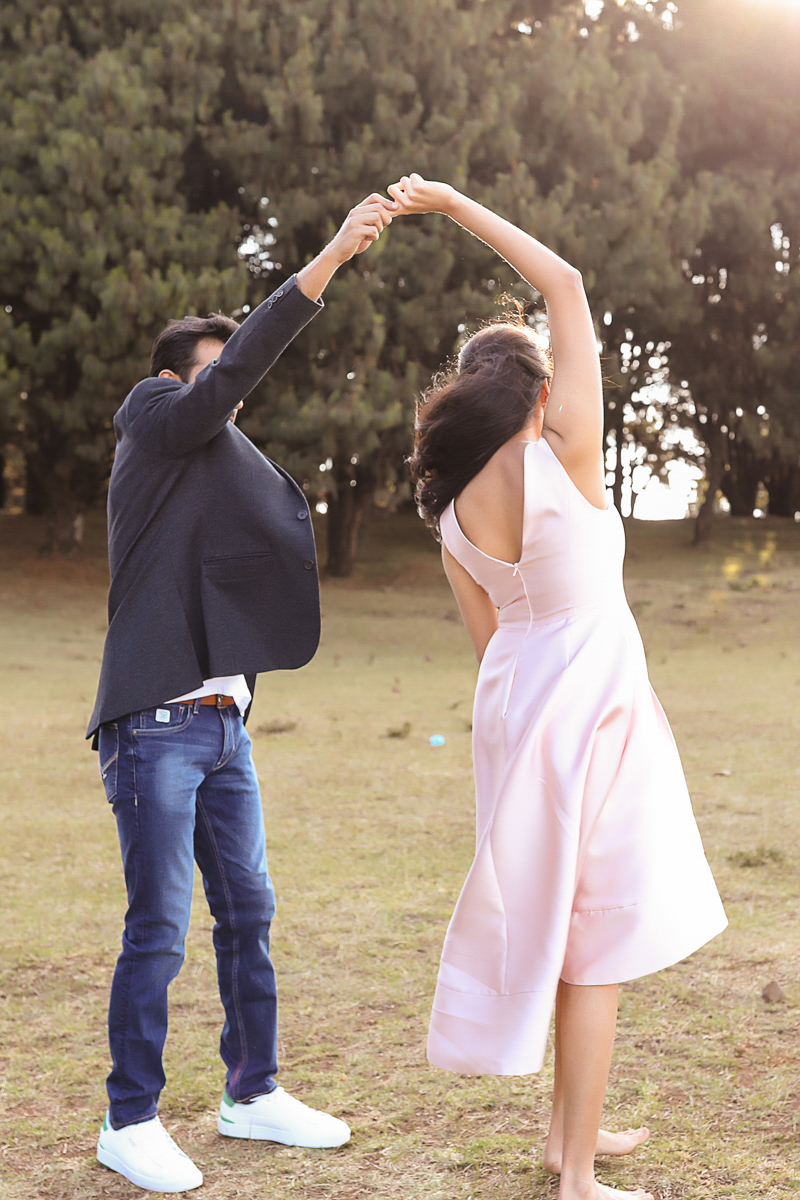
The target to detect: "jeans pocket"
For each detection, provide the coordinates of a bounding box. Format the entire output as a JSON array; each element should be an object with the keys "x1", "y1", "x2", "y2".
[
  {"x1": 98, "y1": 723, "x2": 119, "y2": 803},
  {"x1": 132, "y1": 705, "x2": 194, "y2": 735}
]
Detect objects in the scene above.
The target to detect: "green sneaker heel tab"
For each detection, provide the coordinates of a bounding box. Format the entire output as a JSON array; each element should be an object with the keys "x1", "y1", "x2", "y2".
[{"x1": 221, "y1": 1092, "x2": 235, "y2": 1108}]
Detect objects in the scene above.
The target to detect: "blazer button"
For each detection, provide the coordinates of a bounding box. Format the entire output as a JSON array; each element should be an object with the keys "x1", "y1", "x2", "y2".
[
  {"x1": 303, "y1": 560, "x2": 315, "y2": 570},
  {"x1": 297, "y1": 509, "x2": 308, "y2": 520}
]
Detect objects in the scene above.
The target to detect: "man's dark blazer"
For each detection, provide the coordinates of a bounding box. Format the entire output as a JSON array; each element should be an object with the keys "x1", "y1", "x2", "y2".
[{"x1": 87, "y1": 276, "x2": 323, "y2": 740}]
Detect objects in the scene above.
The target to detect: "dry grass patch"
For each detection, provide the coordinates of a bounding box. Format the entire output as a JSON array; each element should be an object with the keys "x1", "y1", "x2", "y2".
[{"x1": 1, "y1": 511, "x2": 799, "y2": 1198}]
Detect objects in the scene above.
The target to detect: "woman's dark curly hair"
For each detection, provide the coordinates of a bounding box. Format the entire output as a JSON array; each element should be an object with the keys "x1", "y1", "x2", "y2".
[{"x1": 408, "y1": 312, "x2": 552, "y2": 538}]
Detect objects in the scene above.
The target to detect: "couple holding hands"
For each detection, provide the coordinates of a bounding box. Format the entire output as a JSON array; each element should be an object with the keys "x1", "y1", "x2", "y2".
[{"x1": 89, "y1": 175, "x2": 725, "y2": 1198}]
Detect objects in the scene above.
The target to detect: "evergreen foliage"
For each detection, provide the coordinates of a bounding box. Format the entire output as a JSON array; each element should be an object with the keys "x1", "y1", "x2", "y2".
[
  {"x1": 0, "y1": 1, "x2": 248, "y2": 550},
  {"x1": 215, "y1": 0, "x2": 707, "y2": 570},
  {"x1": 657, "y1": 0, "x2": 800, "y2": 537},
  {"x1": 0, "y1": 0, "x2": 798, "y2": 562}
]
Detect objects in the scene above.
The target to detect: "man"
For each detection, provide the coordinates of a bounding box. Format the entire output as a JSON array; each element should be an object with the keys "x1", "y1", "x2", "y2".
[{"x1": 87, "y1": 193, "x2": 397, "y2": 1193}]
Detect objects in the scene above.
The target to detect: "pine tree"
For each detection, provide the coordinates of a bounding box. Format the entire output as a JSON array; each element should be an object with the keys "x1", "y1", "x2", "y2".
[
  {"x1": 5, "y1": 0, "x2": 794, "y2": 562},
  {"x1": 0, "y1": 1, "x2": 248, "y2": 551},
  {"x1": 620, "y1": 0, "x2": 800, "y2": 537},
  {"x1": 211, "y1": 0, "x2": 698, "y2": 571}
]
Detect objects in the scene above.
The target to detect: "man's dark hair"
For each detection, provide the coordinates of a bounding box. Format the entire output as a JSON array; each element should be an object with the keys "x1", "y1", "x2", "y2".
[{"x1": 150, "y1": 313, "x2": 240, "y2": 381}]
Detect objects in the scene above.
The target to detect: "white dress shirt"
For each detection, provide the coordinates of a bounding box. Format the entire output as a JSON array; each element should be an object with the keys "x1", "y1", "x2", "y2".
[{"x1": 166, "y1": 675, "x2": 252, "y2": 715}]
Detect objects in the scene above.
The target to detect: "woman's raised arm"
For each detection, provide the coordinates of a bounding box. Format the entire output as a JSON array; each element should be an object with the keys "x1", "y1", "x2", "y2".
[{"x1": 387, "y1": 175, "x2": 606, "y2": 507}]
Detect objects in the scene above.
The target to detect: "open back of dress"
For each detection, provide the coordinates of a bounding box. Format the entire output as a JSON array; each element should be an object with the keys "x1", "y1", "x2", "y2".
[{"x1": 428, "y1": 438, "x2": 726, "y2": 1075}]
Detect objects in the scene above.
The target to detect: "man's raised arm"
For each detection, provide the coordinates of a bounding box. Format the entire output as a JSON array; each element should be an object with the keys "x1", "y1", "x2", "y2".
[{"x1": 128, "y1": 194, "x2": 397, "y2": 457}]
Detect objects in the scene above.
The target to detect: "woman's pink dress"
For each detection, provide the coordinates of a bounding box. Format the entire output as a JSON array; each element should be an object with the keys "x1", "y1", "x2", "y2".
[{"x1": 428, "y1": 438, "x2": 726, "y2": 1075}]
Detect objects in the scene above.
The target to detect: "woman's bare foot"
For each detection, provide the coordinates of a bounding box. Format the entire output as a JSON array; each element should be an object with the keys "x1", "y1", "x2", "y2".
[
  {"x1": 544, "y1": 1127, "x2": 650, "y2": 1174},
  {"x1": 595, "y1": 1185, "x2": 654, "y2": 1200},
  {"x1": 559, "y1": 1182, "x2": 654, "y2": 1200}
]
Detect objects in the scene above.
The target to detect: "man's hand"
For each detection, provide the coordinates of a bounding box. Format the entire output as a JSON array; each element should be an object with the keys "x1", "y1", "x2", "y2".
[
  {"x1": 387, "y1": 174, "x2": 456, "y2": 217},
  {"x1": 296, "y1": 193, "x2": 398, "y2": 302},
  {"x1": 329, "y1": 193, "x2": 398, "y2": 262}
]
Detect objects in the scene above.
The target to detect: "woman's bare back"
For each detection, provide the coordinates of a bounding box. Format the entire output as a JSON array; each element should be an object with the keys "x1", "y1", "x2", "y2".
[
  {"x1": 454, "y1": 425, "x2": 608, "y2": 567},
  {"x1": 454, "y1": 436, "x2": 531, "y2": 565}
]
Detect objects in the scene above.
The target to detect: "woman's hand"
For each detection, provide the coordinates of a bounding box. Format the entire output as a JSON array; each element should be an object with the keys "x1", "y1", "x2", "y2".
[
  {"x1": 328, "y1": 193, "x2": 398, "y2": 262},
  {"x1": 387, "y1": 173, "x2": 456, "y2": 216}
]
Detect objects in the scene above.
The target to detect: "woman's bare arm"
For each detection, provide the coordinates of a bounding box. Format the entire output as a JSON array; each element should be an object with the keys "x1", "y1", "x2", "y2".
[
  {"x1": 388, "y1": 175, "x2": 605, "y2": 507},
  {"x1": 442, "y1": 545, "x2": 498, "y2": 663}
]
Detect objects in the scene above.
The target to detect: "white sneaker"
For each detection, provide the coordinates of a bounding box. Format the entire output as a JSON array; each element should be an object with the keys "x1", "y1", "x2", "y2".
[
  {"x1": 97, "y1": 1111, "x2": 203, "y2": 1192},
  {"x1": 218, "y1": 1087, "x2": 351, "y2": 1148}
]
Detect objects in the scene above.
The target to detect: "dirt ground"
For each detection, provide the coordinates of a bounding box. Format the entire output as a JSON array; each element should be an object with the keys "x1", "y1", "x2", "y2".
[{"x1": 1, "y1": 509, "x2": 799, "y2": 1199}]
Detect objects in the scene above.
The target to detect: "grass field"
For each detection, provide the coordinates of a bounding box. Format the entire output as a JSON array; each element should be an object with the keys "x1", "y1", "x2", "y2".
[{"x1": 1, "y1": 509, "x2": 800, "y2": 1200}]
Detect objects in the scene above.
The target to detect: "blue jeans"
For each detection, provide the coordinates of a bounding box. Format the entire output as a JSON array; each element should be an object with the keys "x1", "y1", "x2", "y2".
[{"x1": 97, "y1": 701, "x2": 277, "y2": 1130}]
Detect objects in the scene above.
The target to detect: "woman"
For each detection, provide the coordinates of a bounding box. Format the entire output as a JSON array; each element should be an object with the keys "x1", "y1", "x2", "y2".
[{"x1": 388, "y1": 174, "x2": 727, "y2": 1200}]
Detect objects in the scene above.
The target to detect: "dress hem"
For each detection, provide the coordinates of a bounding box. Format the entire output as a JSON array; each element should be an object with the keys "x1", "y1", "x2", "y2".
[{"x1": 427, "y1": 909, "x2": 728, "y2": 1076}]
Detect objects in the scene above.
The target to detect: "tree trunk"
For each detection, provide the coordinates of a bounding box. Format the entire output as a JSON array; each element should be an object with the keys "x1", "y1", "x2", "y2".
[
  {"x1": 720, "y1": 440, "x2": 761, "y2": 516},
  {"x1": 25, "y1": 451, "x2": 85, "y2": 555},
  {"x1": 765, "y1": 458, "x2": 800, "y2": 517},
  {"x1": 325, "y1": 460, "x2": 376, "y2": 577},
  {"x1": 25, "y1": 453, "x2": 48, "y2": 515},
  {"x1": 693, "y1": 438, "x2": 723, "y2": 545}
]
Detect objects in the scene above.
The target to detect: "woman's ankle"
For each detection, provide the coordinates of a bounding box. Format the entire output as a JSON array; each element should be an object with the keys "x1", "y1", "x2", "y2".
[
  {"x1": 559, "y1": 1168, "x2": 597, "y2": 1197},
  {"x1": 559, "y1": 1182, "x2": 597, "y2": 1200}
]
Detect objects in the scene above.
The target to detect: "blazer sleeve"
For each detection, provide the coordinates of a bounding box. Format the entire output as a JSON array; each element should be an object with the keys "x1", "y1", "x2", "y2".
[{"x1": 126, "y1": 276, "x2": 323, "y2": 457}]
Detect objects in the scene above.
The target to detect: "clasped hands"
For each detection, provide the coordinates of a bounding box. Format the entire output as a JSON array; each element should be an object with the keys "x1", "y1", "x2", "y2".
[{"x1": 328, "y1": 174, "x2": 455, "y2": 263}]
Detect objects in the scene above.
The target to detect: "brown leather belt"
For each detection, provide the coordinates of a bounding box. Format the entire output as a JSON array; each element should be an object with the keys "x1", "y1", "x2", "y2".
[{"x1": 199, "y1": 694, "x2": 236, "y2": 706}]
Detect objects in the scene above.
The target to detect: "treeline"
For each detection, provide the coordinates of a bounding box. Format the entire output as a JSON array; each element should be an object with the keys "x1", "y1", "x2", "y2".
[{"x1": 0, "y1": 0, "x2": 798, "y2": 567}]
